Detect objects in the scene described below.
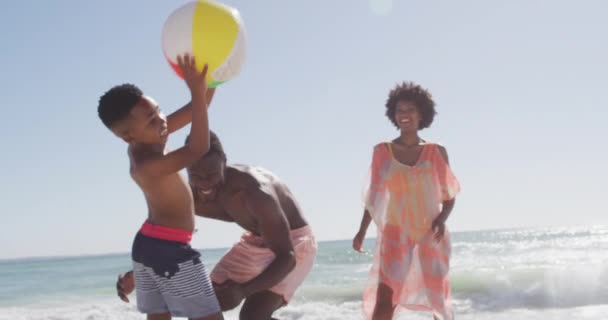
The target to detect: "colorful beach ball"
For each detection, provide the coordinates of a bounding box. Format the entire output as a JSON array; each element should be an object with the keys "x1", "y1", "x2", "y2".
[{"x1": 161, "y1": 0, "x2": 247, "y2": 87}]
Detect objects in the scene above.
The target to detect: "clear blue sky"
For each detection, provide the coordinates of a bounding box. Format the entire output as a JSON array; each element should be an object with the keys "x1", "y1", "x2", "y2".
[{"x1": 1, "y1": 0, "x2": 606, "y2": 259}]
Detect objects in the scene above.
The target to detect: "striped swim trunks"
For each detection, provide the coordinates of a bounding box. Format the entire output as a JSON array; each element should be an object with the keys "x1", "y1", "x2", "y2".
[{"x1": 131, "y1": 222, "x2": 220, "y2": 318}]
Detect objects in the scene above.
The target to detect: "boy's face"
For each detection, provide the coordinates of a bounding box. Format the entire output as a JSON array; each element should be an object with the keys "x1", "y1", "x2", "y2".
[
  {"x1": 188, "y1": 154, "x2": 226, "y2": 201},
  {"x1": 394, "y1": 100, "x2": 421, "y2": 132},
  {"x1": 113, "y1": 96, "x2": 168, "y2": 144}
]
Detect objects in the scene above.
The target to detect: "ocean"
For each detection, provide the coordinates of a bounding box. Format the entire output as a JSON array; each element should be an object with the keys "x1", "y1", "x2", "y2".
[{"x1": 1, "y1": 226, "x2": 607, "y2": 319}]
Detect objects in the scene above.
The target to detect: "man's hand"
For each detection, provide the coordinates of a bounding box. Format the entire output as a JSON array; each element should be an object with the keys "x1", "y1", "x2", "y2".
[
  {"x1": 214, "y1": 280, "x2": 246, "y2": 311},
  {"x1": 352, "y1": 230, "x2": 366, "y2": 253},
  {"x1": 177, "y1": 53, "x2": 209, "y2": 100},
  {"x1": 432, "y1": 218, "x2": 446, "y2": 243},
  {"x1": 116, "y1": 270, "x2": 135, "y2": 303}
]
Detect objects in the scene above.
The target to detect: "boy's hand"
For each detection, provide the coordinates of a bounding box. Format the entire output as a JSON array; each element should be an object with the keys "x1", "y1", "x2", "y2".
[
  {"x1": 116, "y1": 270, "x2": 135, "y2": 303},
  {"x1": 177, "y1": 53, "x2": 209, "y2": 99}
]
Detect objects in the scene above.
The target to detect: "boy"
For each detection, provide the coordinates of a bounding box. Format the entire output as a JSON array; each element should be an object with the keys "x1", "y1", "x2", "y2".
[{"x1": 98, "y1": 54, "x2": 223, "y2": 320}]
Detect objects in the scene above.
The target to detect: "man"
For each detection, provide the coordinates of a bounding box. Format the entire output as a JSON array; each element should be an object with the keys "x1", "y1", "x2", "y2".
[{"x1": 117, "y1": 131, "x2": 317, "y2": 320}]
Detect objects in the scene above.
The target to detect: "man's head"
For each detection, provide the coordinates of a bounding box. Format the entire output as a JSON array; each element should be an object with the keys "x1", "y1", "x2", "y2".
[
  {"x1": 98, "y1": 84, "x2": 168, "y2": 144},
  {"x1": 385, "y1": 81, "x2": 437, "y2": 132},
  {"x1": 187, "y1": 131, "x2": 227, "y2": 200}
]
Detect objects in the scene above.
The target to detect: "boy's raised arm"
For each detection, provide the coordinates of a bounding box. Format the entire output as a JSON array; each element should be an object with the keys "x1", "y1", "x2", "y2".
[
  {"x1": 133, "y1": 54, "x2": 212, "y2": 178},
  {"x1": 167, "y1": 87, "x2": 216, "y2": 134}
]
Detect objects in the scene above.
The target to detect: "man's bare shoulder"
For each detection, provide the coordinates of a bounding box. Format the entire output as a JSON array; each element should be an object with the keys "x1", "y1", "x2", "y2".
[
  {"x1": 230, "y1": 164, "x2": 279, "y2": 183},
  {"x1": 228, "y1": 164, "x2": 280, "y2": 196}
]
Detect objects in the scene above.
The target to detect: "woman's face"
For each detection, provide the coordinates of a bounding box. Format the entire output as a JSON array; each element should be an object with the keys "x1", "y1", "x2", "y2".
[{"x1": 394, "y1": 100, "x2": 421, "y2": 132}]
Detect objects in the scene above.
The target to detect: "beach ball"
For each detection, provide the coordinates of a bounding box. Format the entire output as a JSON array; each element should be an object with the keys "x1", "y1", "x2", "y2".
[{"x1": 162, "y1": 0, "x2": 247, "y2": 87}]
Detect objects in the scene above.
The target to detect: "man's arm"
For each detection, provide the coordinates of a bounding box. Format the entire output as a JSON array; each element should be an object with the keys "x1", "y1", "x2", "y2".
[
  {"x1": 166, "y1": 87, "x2": 216, "y2": 134},
  {"x1": 239, "y1": 185, "x2": 296, "y2": 296}
]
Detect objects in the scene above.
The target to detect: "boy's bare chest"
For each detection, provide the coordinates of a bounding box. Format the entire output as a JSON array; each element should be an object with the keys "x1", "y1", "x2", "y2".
[{"x1": 135, "y1": 172, "x2": 192, "y2": 202}]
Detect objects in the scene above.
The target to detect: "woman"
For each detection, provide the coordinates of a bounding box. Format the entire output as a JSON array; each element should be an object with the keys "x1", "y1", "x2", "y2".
[{"x1": 353, "y1": 82, "x2": 460, "y2": 320}]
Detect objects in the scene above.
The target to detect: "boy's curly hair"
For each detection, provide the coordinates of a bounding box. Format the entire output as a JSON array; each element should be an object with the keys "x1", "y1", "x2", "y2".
[
  {"x1": 98, "y1": 84, "x2": 142, "y2": 129},
  {"x1": 385, "y1": 81, "x2": 437, "y2": 130}
]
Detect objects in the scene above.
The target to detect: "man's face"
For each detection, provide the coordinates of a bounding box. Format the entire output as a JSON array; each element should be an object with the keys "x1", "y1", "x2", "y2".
[{"x1": 188, "y1": 153, "x2": 225, "y2": 201}]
